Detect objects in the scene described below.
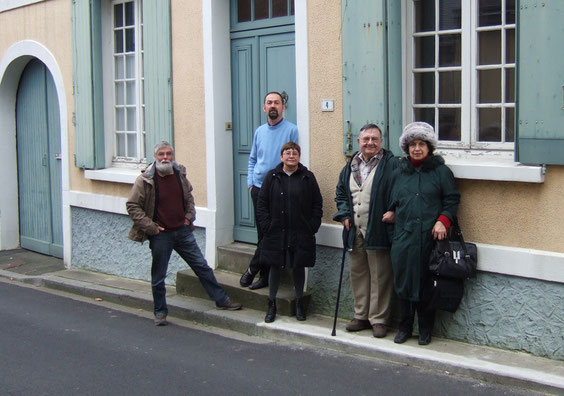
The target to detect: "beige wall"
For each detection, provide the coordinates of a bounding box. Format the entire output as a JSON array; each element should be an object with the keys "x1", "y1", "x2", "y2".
[
  {"x1": 458, "y1": 166, "x2": 564, "y2": 253},
  {"x1": 307, "y1": 0, "x2": 345, "y2": 226},
  {"x1": 170, "y1": 0, "x2": 206, "y2": 207}
]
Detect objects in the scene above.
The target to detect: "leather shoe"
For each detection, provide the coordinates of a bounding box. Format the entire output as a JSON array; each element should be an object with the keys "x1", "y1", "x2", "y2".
[
  {"x1": 239, "y1": 269, "x2": 256, "y2": 287},
  {"x1": 345, "y1": 318, "x2": 372, "y2": 332},
  {"x1": 216, "y1": 298, "x2": 242, "y2": 311},
  {"x1": 394, "y1": 330, "x2": 412, "y2": 344},
  {"x1": 418, "y1": 332, "x2": 432, "y2": 345},
  {"x1": 249, "y1": 275, "x2": 268, "y2": 290},
  {"x1": 372, "y1": 324, "x2": 387, "y2": 338},
  {"x1": 154, "y1": 313, "x2": 168, "y2": 326}
]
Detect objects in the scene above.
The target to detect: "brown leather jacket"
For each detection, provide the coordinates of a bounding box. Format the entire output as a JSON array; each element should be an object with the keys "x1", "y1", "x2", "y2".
[{"x1": 126, "y1": 161, "x2": 196, "y2": 242}]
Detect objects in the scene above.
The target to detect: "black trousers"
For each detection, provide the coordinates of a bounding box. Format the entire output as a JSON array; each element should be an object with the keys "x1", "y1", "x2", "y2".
[
  {"x1": 398, "y1": 295, "x2": 435, "y2": 336},
  {"x1": 248, "y1": 186, "x2": 269, "y2": 278}
]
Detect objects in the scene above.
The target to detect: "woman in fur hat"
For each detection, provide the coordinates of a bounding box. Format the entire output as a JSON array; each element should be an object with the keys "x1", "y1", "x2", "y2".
[{"x1": 382, "y1": 122, "x2": 460, "y2": 345}]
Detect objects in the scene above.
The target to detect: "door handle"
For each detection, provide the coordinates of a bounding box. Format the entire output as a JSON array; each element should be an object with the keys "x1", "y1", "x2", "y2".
[
  {"x1": 42, "y1": 154, "x2": 47, "y2": 167},
  {"x1": 55, "y1": 153, "x2": 62, "y2": 160}
]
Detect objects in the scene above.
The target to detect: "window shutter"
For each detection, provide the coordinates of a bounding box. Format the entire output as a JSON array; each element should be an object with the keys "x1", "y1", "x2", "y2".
[
  {"x1": 143, "y1": 0, "x2": 174, "y2": 157},
  {"x1": 386, "y1": 0, "x2": 403, "y2": 156},
  {"x1": 71, "y1": 0, "x2": 105, "y2": 169},
  {"x1": 342, "y1": 0, "x2": 401, "y2": 155},
  {"x1": 516, "y1": 1, "x2": 564, "y2": 165}
]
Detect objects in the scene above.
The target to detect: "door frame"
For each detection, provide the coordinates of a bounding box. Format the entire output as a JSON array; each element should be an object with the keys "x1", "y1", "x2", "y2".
[
  {"x1": 201, "y1": 0, "x2": 309, "y2": 264},
  {"x1": 0, "y1": 41, "x2": 70, "y2": 264}
]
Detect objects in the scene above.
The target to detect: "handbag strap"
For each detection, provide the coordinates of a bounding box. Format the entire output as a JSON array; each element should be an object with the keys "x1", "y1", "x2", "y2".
[{"x1": 449, "y1": 216, "x2": 469, "y2": 254}]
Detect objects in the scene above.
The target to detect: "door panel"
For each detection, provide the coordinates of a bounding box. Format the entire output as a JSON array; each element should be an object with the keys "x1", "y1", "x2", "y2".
[
  {"x1": 232, "y1": 31, "x2": 296, "y2": 243},
  {"x1": 16, "y1": 59, "x2": 63, "y2": 258}
]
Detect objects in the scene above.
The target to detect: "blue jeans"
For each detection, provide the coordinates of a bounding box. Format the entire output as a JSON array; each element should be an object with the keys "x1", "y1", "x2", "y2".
[{"x1": 149, "y1": 225, "x2": 228, "y2": 315}]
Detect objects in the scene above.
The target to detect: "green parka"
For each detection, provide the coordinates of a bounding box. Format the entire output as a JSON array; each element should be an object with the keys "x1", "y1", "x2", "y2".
[
  {"x1": 333, "y1": 149, "x2": 399, "y2": 250},
  {"x1": 389, "y1": 155, "x2": 460, "y2": 301}
]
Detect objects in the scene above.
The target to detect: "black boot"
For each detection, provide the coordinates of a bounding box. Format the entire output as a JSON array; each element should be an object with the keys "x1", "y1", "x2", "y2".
[
  {"x1": 239, "y1": 268, "x2": 256, "y2": 287},
  {"x1": 249, "y1": 274, "x2": 268, "y2": 290},
  {"x1": 265, "y1": 299, "x2": 276, "y2": 323},
  {"x1": 295, "y1": 298, "x2": 306, "y2": 321}
]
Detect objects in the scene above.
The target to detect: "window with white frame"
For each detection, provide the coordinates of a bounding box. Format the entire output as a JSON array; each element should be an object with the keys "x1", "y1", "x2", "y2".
[
  {"x1": 405, "y1": 0, "x2": 515, "y2": 151},
  {"x1": 103, "y1": 0, "x2": 145, "y2": 164}
]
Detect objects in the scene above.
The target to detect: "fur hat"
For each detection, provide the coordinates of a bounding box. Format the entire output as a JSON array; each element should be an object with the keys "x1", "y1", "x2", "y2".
[{"x1": 399, "y1": 122, "x2": 438, "y2": 154}]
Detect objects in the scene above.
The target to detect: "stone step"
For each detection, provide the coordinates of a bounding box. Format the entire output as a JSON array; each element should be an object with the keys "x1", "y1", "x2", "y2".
[
  {"x1": 176, "y1": 269, "x2": 310, "y2": 317},
  {"x1": 217, "y1": 243, "x2": 293, "y2": 285}
]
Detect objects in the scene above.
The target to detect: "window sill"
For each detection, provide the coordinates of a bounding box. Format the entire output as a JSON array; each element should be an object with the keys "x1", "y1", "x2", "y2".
[
  {"x1": 440, "y1": 152, "x2": 545, "y2": 183},
  {"x1": 84, "y1": 167, "x2": 141, "y2": 184}
]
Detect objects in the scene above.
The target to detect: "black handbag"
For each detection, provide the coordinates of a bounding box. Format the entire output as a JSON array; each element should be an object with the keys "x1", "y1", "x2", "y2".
[
  {"x1": 424, "y1": 275, "x2": 464, "y2": 313},
  {"x1": 428, "y1": 221, "x2": 477, "y2": 279}
]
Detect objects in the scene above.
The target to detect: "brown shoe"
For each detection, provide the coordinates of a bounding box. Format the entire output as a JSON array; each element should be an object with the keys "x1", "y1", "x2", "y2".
[
  {"x1": 216, "y1": 298, "x2": 242, "y2": 311},
  {"x1": 154, "y1": 313, "x2": 168, "y2": 326},
  {"x1": 345, "y1": 318, "x2": 371, "y2": 332},
  {"x1": 372, "y1": 324, "x2": 388, "y2": 338}
]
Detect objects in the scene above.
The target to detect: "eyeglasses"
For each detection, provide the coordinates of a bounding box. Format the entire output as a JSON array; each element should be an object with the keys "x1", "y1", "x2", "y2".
[
  {"x1": 282, "y1": 150, "x2": 300, "y2": 157},
  {"x1": 360, "y1": 137, "x2": 381, "y2": 143}
]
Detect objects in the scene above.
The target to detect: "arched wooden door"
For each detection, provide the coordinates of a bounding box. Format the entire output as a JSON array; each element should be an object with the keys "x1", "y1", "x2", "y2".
[{"x1": 16, "y1": 59, "x2": 63, "y2": 258}]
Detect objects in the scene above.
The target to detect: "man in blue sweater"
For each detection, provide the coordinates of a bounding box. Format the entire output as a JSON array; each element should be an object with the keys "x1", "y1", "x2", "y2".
[{"x1": 239, "y1": 91, "x2": 299, "y2": 290}]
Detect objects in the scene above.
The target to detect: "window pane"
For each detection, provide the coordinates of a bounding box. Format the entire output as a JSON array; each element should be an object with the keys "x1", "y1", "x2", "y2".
[
  {"x1": 506, "y1": 29, "x2": 515, "y2": 63},
  {"x1": 478, "y1": 108, "x2": 501, "y2": 141},
  {"x1": 127, "y1": 108, "x2": 137, "y2": 131},
  {"x1": 505, "y1": 68, "x2": 515, "y2": 102},
  {"x1": 439, "y1": 71, "x2": 461, "y2": 103},
  {"x1": 439, "y1": 34, "x2": 461, "y2": 66},
  {"x1": 117, "y1": 133, "x2": 126, "y2": 156},
  {"x1": 255, "y1": 0, "x2": 269, "y2": 20},
  {"x1": 115, "y1": 31, "x2": 124, "y2": 54},
  {"x1": 127, "y1": 133, "x2": 137, "y2": 157},
  {"x1": 479, "y1": 69, "x2": 501, "y2": 103},
  {"x1": 125, "y1": 28, "x2": 135, "y2": 52},
  {"x1": 237, "y1": 0, "x2": 251, "y2": 22},
  {"x1": 415, "y1": 0, "x2": 435, "y2": 32},
  {"x1": 126, "y1": 55, "x2": 136, "y2": 78},
  {"x1": 439, "y1": 0, "x2": 461, "y2": 30},
  {"x1": 479, "y1": 0, "x2": 502, "y2": 27},
  {"x1": 114, "y1": 4, "x2": 123, "y2": 28},
  {"x1": 414, "y1": 108, "x2": 435, "y2": 128},
  {"x1": 290, "y1": 0, "x2": 294, "y2": 15},
  {"x1": 478, "y1": 30, "x2": 501, "y2": 65},
  {"x1": 414, "y1": 72, "x2": 435, "y2": 104},
  {"x1": 272, "y1": 0, "x2": 287, "y2": 17},
  {"x1": 126, "y1": 81, "x2": 136, "y2": 105},
  {"x1": 415, "y1": 36, "x2": 435, "y2": 68},
  {"x1": 439, "y1": 108, "x2": 461, "y2": 140},
  {"x1": 116, "y1": 108, "x2": 125, "y2": 131},
  {"x1": 125, "y1": 1, "x2": 134, "y2": 26},
  {"x1": 505, "y1": 107, "x2": 515, "y2": 142},
  {"x1": 115, "y1": 82, "x2": 125, "y2": 105},
  {"x1": 506, "y1": 0, "x2": 515, "y2": 24},
  {"x1": 115, "y1": 56, "x2": 124, "y2": 79}
]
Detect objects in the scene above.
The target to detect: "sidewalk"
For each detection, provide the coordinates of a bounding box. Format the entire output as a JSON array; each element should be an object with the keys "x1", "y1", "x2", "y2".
[{"x1": 1, "y1": 249, "x2": 563, "y2": 394}]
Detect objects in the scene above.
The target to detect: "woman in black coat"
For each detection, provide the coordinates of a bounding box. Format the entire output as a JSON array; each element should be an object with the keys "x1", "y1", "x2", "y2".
[{"x1": 257, "y1": 142, "x2": 323, "y2": 323}]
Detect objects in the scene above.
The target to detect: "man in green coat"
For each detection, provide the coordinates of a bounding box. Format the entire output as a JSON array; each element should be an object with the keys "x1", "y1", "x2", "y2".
[{"x1": 334, "y1": 124, "x2": 399, "y2": 338}]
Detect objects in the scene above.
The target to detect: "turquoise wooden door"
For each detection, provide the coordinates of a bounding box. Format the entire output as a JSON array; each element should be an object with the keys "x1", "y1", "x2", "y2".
[
  {"x1": 16, "y1": 59, "x2": 63, "y2": 258},
  {"x1": 231, "y1": 30, "x2": 296, "y2": 242}
]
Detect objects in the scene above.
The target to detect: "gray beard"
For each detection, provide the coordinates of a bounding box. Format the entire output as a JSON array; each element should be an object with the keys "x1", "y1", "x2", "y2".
[{"x1": 155, "y1": 160, "x2": 173, "y2": 175}]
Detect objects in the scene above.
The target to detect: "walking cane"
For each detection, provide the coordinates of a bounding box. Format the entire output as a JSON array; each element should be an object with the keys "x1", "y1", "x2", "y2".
[{"x1": 331, "y1": 228, "x2": 349, "y2": 336}]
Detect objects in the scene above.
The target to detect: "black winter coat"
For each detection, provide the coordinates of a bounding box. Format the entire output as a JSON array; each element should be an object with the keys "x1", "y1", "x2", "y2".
[{"x1": 257, "y1": 162, "x2": 323, "y2": 269}]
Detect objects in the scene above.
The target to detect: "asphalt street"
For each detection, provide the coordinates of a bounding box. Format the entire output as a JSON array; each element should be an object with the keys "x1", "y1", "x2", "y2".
[{"x1": 2, "y1": 280, "x2": 543, "y2": 396}]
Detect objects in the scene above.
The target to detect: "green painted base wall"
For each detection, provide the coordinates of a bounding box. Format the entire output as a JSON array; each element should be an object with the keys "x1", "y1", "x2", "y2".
[
  {"x1": 70, "y1": 208, "x2": 563, "y2": 361},
  {"x1": 71, "y1": 207, "x2": 206, "y2": 286},
  {"x1": 310, "y1": 246, "x2": 563, "y2": 361}
]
